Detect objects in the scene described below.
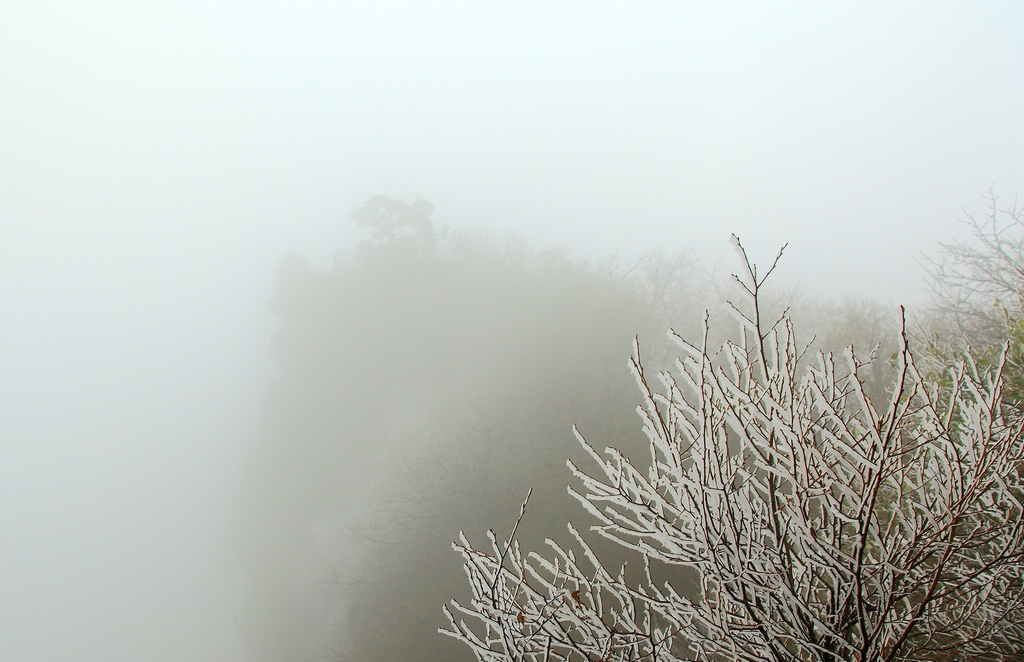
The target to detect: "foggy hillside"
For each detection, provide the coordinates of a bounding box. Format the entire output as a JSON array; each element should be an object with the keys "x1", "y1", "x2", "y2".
[{"x1": 1, "y1": 3, "x2": 1022, "y2": 662}]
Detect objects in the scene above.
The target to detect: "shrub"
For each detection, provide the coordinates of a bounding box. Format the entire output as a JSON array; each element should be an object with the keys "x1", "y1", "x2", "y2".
[{"x1": 444, "y1": 238, "x2": 1024, "y2": 662}]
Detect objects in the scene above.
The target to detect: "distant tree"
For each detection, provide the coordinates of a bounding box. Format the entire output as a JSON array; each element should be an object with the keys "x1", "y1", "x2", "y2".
[
  {"x1": 925, "y1": 190, "x2": 1024, "y2": 348},
  {"x1": 445, "y1": 238, "x2": 1024, "y2": 661},
  {"x1": 351, "y1": 195, "x2": 438, "y2": 257}
]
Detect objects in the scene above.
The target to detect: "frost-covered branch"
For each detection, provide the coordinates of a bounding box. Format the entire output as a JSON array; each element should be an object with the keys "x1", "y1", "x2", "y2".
[{"x1": 445, "y1": 245, "x2": 1024, "y2": 661}]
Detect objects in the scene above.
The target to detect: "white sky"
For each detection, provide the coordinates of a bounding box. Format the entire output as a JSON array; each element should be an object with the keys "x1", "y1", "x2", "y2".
[{"x1": 1, "y1": 2, "x2": 1023, "y2": 660}]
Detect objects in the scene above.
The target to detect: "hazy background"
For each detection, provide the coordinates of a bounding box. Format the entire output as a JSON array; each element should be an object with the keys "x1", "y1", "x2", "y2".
[{"x1": 1, "y1": 2, "x2": 1023, "y2": 660}]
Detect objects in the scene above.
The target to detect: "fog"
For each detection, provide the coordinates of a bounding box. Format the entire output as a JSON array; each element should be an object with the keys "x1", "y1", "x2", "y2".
[{"x1": 1, "y1": 3, "x2": 1023, "y2": 661}]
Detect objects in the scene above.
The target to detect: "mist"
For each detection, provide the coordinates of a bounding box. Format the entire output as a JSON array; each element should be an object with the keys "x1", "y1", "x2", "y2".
[{"x1": 2, "y1": 3, "x2": 1023, "y2": 661}]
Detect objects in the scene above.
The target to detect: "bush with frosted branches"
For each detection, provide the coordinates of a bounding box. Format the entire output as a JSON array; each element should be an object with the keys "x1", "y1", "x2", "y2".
[{"x1": 443, "y1": 239, "x2": 1024, "y2": 662}]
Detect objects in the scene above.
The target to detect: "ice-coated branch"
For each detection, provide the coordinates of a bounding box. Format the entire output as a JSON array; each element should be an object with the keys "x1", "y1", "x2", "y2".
[{"x1": 445, "y1": 248, "x2": 1024, "y2": 661}]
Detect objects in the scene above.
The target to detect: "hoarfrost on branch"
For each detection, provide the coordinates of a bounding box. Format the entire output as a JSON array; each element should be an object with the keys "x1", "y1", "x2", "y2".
[{"x1": 443, "y1": 239, "x2": 1024, "y2": 661}]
